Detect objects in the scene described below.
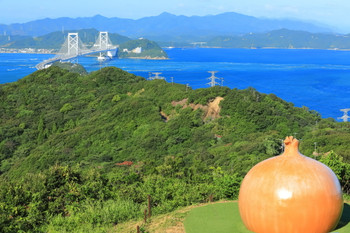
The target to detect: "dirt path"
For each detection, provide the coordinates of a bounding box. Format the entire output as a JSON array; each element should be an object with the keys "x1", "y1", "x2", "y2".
[{"x1": 113, "y1": 201, "x2": 237, "y2": 233}]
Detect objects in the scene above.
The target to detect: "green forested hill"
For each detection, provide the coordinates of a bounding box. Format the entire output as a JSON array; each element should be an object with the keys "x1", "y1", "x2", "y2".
[{"x1": 0, "y1": 66, "x2": 349, "y2": 232}]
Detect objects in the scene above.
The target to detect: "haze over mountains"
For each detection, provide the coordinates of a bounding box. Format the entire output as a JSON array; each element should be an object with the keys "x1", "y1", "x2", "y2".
[{"x1": 0, "y1": 12, "x2": 333, "y2": 42}]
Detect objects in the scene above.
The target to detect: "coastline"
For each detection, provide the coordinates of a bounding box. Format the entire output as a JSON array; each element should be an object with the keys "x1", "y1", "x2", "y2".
[
  {"x1": 121, "y1": 56, "x2": 169, "y2": 60},
  {"x1": 0, "y1": 48, "x2": 170, "y2": 59},
  {"x1": 3, "y1": 47, "x2": 350, "y2": 54},
  {"x1": 0, "y1": 48, "x2": 56, "y2": 54}
]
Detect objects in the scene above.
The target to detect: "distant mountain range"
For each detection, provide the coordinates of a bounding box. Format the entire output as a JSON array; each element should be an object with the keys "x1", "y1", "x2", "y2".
[
  {"x1": 206, "y1": 29, "x2": 350, "y2": 49},
  {"x1": 2, "y1": 12, "x2": 347, "y2": 50},
  {"x1": 0, "y1": 12, "x2": 332, "y2": 42}
]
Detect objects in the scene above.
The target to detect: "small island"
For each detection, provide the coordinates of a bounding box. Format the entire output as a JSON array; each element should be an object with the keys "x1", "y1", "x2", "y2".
[{"x1": 117, "y1": 38, "x2": 168, "y2": 59}]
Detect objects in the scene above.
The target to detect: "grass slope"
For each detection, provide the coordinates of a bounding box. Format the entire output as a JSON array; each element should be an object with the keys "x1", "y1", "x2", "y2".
[
  {"x1": 184, "y1": 202, "x2": 350, "y2": 233},
  {"x1": 184, "y1": 202, "x2": 249, "y2": 233}
]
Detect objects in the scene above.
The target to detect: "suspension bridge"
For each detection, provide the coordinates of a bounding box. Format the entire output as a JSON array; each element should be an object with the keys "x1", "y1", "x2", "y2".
[{"x1": 35, "y1": 31, "x2": 118, "y2": 70}]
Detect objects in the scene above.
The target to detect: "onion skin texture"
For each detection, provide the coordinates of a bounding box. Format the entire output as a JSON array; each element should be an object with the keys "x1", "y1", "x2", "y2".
[{"x1": 238, "y1": 136, "x2": 343, "y2": 233}]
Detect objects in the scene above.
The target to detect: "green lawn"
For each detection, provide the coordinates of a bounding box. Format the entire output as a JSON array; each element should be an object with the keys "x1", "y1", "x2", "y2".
[
  {"x1": 184, "y1": 202, "x2": 350, "y2": 233},
  {"x1": 184, "y1": 202, "x2": 251, "y2": 233}
]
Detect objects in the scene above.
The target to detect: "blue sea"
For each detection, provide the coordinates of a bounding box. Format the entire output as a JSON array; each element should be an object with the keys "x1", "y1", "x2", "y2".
[{"x1": 1, "y1": 48, "x2": 350, "y2": 120}]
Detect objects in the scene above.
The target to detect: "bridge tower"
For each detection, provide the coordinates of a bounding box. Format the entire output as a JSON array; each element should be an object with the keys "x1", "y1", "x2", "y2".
[
  {"x1": 67, "y1": 33, "x2": 79, "y2": 56},
  {"x1": 95, "y1": 31, "x2": 114, "y2": 60},
  {"x1": 98, "y1": 32, "x2": 109, "y2": 50}
]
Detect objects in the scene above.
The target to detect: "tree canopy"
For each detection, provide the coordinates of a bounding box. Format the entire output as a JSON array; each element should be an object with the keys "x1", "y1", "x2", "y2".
[{"x1": 0, "y1": 66, "x2": 349, "y2": 232}]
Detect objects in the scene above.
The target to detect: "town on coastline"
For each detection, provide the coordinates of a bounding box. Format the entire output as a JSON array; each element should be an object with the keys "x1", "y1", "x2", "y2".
[{"x1": 0, "y1": 48, "x2": 55, "y2": 54}]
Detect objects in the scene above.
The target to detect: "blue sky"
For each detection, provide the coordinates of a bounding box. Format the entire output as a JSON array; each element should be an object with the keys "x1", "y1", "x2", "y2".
[{"x1": 2, "y1": 0, "x2": 350, "y2": 32}]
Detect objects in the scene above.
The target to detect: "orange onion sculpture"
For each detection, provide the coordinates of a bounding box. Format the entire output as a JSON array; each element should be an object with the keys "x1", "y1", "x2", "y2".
[{"x1": 238, "y1": 136, "x2": 343, "y2": 233}]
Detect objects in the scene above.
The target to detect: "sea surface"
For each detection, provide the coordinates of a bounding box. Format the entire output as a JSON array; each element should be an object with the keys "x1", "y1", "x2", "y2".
[{"x1": 1, "y1": 48, "x2": 350, "y2": 120}]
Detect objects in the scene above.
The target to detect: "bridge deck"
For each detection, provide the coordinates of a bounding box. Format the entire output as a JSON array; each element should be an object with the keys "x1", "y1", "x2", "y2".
[{"x1": 36, "y1": 48, "x2": 118, "y2": 70}]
